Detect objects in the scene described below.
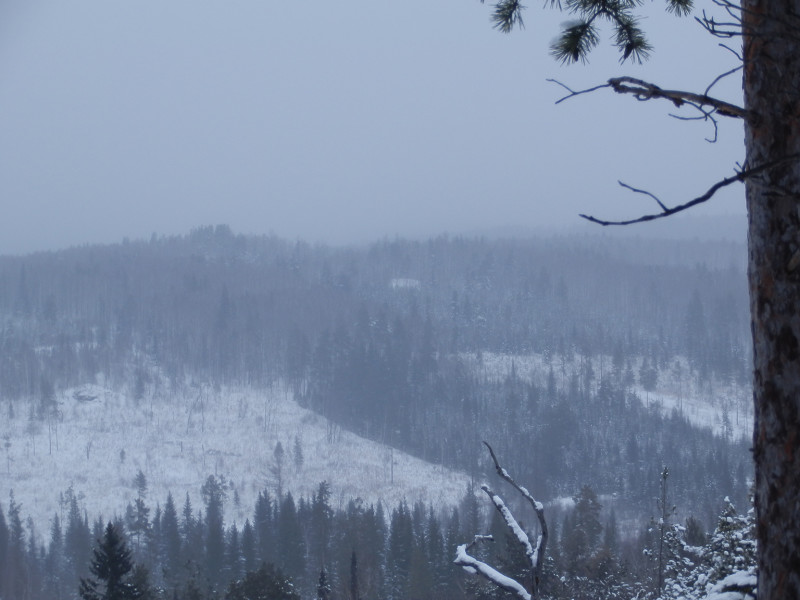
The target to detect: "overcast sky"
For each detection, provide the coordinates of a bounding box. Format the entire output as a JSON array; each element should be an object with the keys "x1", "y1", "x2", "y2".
[{"x1": 0, "y1": 1, "x2": 746, "y2": 254}]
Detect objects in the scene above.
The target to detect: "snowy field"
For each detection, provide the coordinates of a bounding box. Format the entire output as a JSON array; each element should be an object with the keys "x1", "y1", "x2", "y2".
[{"x1": 0, "y1": 383, "x2": 471, "y2": 540}]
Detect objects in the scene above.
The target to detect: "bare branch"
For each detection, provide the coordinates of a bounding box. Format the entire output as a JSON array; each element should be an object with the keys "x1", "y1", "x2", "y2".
[
  {"x1": 618, "y1": 181, "x2": 668, "y2": 212},
  {"x1": 547, "y1": 78, "x2": 612, "y2": 104},
  {"x1": 667, "y1": 102, "x2": 720, "y2": 143},
  {"x1": 608, "y1": 76, "x2": 746, "y2": 119},
  {"x1": 718, "y1": 43, "x2": 743, "y2": 61},
  {"x1": 579, "y1": 155, "x2": 800, "y2": 226},
  {"x1": 705, "y1": 65, "x2": 743, "y2": 96}
]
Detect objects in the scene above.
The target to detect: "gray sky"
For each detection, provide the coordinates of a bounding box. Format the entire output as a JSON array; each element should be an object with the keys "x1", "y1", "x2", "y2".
[{"x1": 0, "y1": 1, "x2": 745, "y2": 254}]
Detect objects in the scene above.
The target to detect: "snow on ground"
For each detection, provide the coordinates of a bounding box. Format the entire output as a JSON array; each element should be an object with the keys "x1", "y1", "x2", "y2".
[
  {"x1": 461, "y1": 352, "x2": 752, "y2": 440},
  {"x1": 0, "y1": 383, "x2": 471, "y2": 540}
]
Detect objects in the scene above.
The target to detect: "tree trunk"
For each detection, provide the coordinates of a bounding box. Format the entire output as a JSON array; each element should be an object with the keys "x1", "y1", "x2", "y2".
[{"x1": 743, "y1": 2, "x2": 800, "y2": 597}]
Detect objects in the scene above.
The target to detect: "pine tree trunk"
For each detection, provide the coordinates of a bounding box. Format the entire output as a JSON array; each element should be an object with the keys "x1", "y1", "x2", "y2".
[{"x1": 743, "y1": 2, "x2": 800, "y2": 597}]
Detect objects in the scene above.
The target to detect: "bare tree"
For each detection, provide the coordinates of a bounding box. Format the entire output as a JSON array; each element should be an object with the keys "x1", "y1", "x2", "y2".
[{"x1": 454, "y1": 442, "x2": 548, "y2": 600}]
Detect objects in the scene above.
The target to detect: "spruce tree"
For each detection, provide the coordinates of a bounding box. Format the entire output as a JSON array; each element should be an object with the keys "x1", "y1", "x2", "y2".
[
  {"x1": 79, "y1": 522, "x2": 142, "y2": 600},
  {"x1": 317, "y1": 568, "x2": 331, "y2": 600},
  {"x1": 241, "y1": 520, "x2": 257, "y2": 576}
]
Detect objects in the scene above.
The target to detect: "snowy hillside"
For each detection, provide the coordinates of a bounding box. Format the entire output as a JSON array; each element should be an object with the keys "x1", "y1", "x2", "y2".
[
  {"x1": 0, "y1": 383, "x2": 471, "y2": 537},
  {"x1": 462, "y1": 351, "x2": 752, "y2": 440}
]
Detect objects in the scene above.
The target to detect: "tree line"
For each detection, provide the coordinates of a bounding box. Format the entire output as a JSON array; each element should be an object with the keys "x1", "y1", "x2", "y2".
[{"x1": 0, "y1": 473, "x2": 755, "y2": 600}]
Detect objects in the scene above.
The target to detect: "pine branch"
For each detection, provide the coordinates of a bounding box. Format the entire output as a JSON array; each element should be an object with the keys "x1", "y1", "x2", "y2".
[
  {"x1": 490, "y1": 0, "x2": 526, "y2": 32},
  {"x1": 551, "y1": 20, "x2": 600, "y2": 63},
  {"x1": 666, "y1": 0, "x2": 693, "y2": 17}
]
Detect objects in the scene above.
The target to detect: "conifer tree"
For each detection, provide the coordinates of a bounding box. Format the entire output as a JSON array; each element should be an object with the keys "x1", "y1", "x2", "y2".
[
  {"x1": 46, "y1": 513, "x2": 66, "y2": 600},
  {"x1": 0, "y1": 502, "x2": 8, "y2": 598},
  {"x1": 349, "y1": 550, "x2": 360, "y2": 600},
  {"x1": 201, "y1": 475, "x2": 227, "y2": 591},
  {"x1": 79, "y1": 522, "x2": 142, "y2": 600},
  {"x1": 317, "y1": 568, "x2": 331, "y2": 600},
  {"x1": 310, "y1": 481, "x2": 333, "y2": 569},
  {"x1": 276, "y1": 493, "x2": 306, "y2": 584},
  {"x1": 224, "y1": 563, "x2": 299, "y2": 600},
  {"x1": 241, "y1": 520, "x2": 257, "y2": 576},
  {"x1": 65, "y1": 491, "x2": 92, "y2": 592},
  {"x1": 160, "y1": 493, "x2": 182, "y2": 586},
  {"x1": 254, "y1": 491, "x2": 275, "y2": 565},
  {"x1": 225, "y1": 523, "x2": 242, "y2": 583}
]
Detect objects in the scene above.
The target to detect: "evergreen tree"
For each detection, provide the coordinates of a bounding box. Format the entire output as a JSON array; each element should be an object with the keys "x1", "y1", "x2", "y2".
[
  {"x1": 224, "y1": 563, "x2": 300, "y2": 600},
  {"x1": 0, "y1": 502, "x2": 8, "y2": 599},
  {"x1": 684, "y1": 516, "x2": 707, "y2": 548},
  {"x1": 294, "y1": 436, "x2": 304, "y2": 473},
  {"x1": 79, "y1": 522, "x2": 142, "y2": 600},
  {"x1": 276, "y1": 493, "x2": 306, "y2": 584},
  {"x1": 161, "y1": 492, "x2": 182, "y2": 587},
  {"x1": 426, "y1": 507, "x2": 447, "y2": 596},
  {"x1": 562, "y1": 485, "x2": 602, "y2": 577},
  {"x1": 386, "y1": 502, "x2": 413, "y2": 600},
  {"x1": 254, "y1": 490, "x2": 275, "y2": 566},
  {"x1": 310, "y1": 481, "x2": 333, "y2": 569},
  {"x1": 201, "y1": 475, "x2": 227, "y2": 591},
  {"x1": 317, "y1": 568, "x2": 331, "y2": 600},
  {"x1": 701, "y1": 498, "x2": 756, "y2": 591},
  {"x1": 65, "y1": 491, "x2": 92, "y2": 592},
  {"x1": 349, "y1": 550, "x2": 360, "y2": 600},
  {"x1": 181, "y1": 493, "x2": 204, "y2": 579},
  {"x1": 241, "y1": 520, "x2": 257, "y2": 576},
  {"x1": 46, "y1": 513, "x2": 66, "y2": 600},
  {"x1": 225, "y1": 523, "x2": 242, "y2": 583},
  {"x1": 272, "y1": 442, "x2": 285, "y2": 499},
  {"x1": 3, "y1": 493, "x2": 26, "y2": 600},
  {"x1": 125, "y1": 498, "x2": 150, "y2": 558}
]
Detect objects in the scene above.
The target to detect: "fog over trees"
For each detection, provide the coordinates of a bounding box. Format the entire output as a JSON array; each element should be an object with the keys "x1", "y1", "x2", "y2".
[{"x1": 0, "y1": 228, "x2": 755, "y2": 598}]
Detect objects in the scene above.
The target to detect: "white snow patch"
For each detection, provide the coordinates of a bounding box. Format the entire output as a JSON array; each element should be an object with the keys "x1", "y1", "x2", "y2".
[
  {"x1": 0, "y1": 383, "x2": 471, "y2": 539},
  {"x1": 390, "y1": 278, "x2": 421, "y2": 290},
  {"x1": 460, "y1": 352, "x2": 752, "y2": 439}
]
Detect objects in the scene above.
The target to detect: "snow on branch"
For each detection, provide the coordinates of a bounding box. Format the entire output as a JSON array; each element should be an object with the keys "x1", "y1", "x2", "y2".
[
  {"x1": 455, "y1": 541, "x2": 532, "y2": 600},
  {"x1": 454, "y1": 442, "x2": 548, "y2": 600},
  {"x1": 483, "y1": 441, "x2": 548, "y2": 566},
  {"x1": 482, "y1": 484, "x2": 537, "y2": 563}
]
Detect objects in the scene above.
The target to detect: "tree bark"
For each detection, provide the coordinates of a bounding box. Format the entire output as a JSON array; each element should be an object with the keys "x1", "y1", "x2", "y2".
[{"x1": 743, "y1": 1, "x2": 800, "y2": 597}]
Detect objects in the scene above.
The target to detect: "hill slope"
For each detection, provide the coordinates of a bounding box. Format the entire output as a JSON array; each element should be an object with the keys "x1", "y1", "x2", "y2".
[{"x1": 0, "y1": 382, "x2": 471, "y2": 534}]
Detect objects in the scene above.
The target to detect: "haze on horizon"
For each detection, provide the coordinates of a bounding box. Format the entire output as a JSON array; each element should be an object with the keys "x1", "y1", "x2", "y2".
[{"x1": 0, "y1": 1, "x2": 746, "y2": 255}]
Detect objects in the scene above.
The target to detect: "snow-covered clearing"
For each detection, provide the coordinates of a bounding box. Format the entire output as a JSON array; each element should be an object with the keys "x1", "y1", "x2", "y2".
[
  {"x1": 0, "y1": 383, "x2": 471, "y2": 539},
  {"x1": 462, "y1": 352, "x2": 752, "y2": 440}
]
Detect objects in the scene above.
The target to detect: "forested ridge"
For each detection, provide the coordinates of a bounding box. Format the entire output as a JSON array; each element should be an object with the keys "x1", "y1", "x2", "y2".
[{"x1": 0, "y1": 226, "x2": 753, "y2": 598}]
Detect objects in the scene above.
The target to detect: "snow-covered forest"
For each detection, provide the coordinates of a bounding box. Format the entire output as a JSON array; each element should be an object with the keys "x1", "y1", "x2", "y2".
[{"x1": 0, "y1": 227, "x2": 755, "y2": 599}]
